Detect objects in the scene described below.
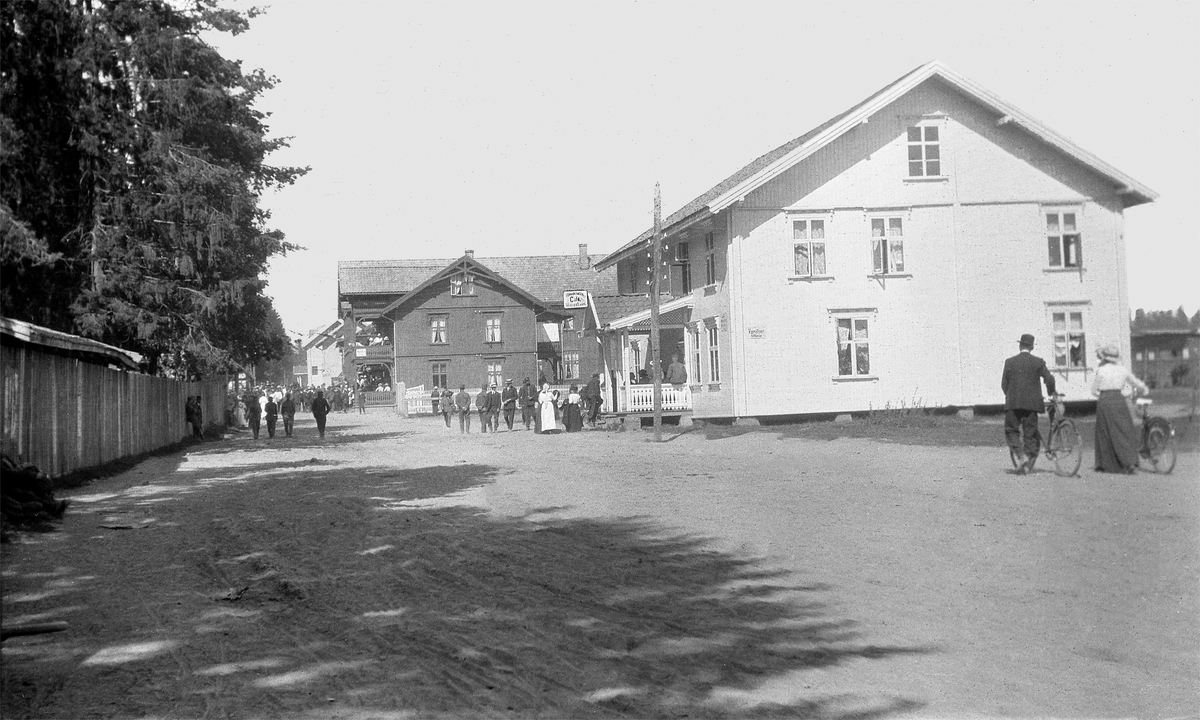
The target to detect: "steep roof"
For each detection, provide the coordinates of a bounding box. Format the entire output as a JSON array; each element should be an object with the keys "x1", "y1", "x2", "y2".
[
  {"x1": 379, "y1": 255, "x2": 553, "y2": 317},
  {"x1": 596, "y1": 60, "x2": 1158, "y2": 270},
  {"x1": 339, "y1": 254, "x2": 618, "y2": 304}
]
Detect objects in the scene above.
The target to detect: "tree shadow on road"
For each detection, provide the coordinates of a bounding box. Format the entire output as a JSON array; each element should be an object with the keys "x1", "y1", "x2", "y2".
[{"x1": 3, "y1": 461, "x2": 934, "y2": 719}]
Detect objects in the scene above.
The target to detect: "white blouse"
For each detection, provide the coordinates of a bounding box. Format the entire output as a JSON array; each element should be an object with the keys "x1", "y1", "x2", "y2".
[{"x1": 1091, "y1": 362, "x2": 1148, "y2": 396}]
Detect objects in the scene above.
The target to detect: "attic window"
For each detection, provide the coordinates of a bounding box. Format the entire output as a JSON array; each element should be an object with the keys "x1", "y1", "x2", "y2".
[
  {"x1": 907, "y1": 125, "x2": 941, "y2": 177},
  {"x1": 450, "y1": 272, "x2": 475, "y2": 296}
]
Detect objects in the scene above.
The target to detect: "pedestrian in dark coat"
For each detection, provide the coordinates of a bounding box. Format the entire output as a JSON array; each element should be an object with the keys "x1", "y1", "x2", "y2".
[
  {"x1": 311, "y1": 390, "x2": 331, "y2": 439},
  {"x1": 501, "y1": 379, "x2": 519, "y2": 431},
  {"x1": 280, "y1": 393, "x2": 296, "y2": 438},
  {"x1": 455, "y1": 385, "x2": 472, "y2": 434},
  {"x1": 245, "y1": 393, "x2": 262, "y2": 439},
  {"x1": 440, "y1": 387, "x2": 454, "y2": 429},
  {"x1": 483, "y1": 383, "x2": 503, "y2": 433},
  {"x1": 518, "y1": 378, "x2": 537, "y2": 430},
  {"x1": 1001, "y1": 333, "x2": 1057, "y2": 473},
  {"x1": 584, "y1": 374, "x2": 603, "y2": 426},
  {"x1": 264, "y1": 397, "x2": 279, "y2": 439}
]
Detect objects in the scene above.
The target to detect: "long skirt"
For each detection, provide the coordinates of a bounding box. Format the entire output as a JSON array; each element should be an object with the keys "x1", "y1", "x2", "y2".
[
  {"x1": 1094, "y1": 390, "x2": 1139, "y2": 473},
  {"x1": 563, "y1": 403, "x2": 583, "y2": 432},
  {"x1": 539, "y1": 401, "x2": 558, "y2": 433}
]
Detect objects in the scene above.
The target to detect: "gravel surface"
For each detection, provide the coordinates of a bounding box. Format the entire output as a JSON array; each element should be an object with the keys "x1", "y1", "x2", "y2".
[{"x1": 2, "y1": 411, "x2": 1196, "y2": 719}]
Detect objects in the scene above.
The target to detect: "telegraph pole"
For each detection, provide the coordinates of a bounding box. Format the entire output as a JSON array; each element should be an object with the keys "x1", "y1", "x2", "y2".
[{"x1": 650, "y1": 184, "x2": 663, "y2": 442}]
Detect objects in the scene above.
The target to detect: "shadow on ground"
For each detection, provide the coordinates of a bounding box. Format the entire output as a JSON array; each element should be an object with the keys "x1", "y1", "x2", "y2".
[{"x1": 4, "y1": 458, "x2": 933, "y2": 719}]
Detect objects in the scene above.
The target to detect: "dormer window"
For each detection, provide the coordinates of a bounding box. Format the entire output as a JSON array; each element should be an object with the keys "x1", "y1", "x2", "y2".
[
  {"x1": 907, "y1": 125, "x2": 940, "y2": 177},
  {"x1": 450, "y1": 272, "x2": 475, "y2": 296}
]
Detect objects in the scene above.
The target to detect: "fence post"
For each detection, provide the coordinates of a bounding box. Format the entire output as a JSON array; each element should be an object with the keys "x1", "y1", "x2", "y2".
[{"x1": 396, "y1": 382, "x2": 408, "y2": 418}]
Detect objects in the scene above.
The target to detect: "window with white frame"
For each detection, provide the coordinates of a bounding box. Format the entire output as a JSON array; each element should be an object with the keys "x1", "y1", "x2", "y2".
[
  {"x1": 704, "y1": 231, "x2": 716, "y2": 286},
  {"x1": 870, "y1": 217, "x2": 905, "y2": 274},
  {"x1": 1051, "y1": 310, "x2": 1086, "y2": 369},
  {"x1": 835, "y1": 316, "x2": 871, "y2": 376},
  {"x1": 907, "y1": 125, "x2": 941, "y2": 177},
  {"x1": 486, "y1": 360, "x2": 503, "y2": 387},
  {"x1": 690, "y1": 326, "x2": 702, "y2": 384},
  {"x1": 450, "y1": 272, "x2": 475, "y2": 296},
  {"x1": 431, "y1": 362, "x2": 448, "y2": 389},
  {"x1": 485, "y1": 314, "x2": 502, "y2": 343},
  {"x1": 311, "y1": 365, "x2": 319, "y2": 376},
  {"x1": 1046, "y1": 211, "x2": 1082, "y2": 268},
  {"x1": 706, "y1": 323, "x2": 720, "y2": 383},
  {"x1": 564, "y1": 351, "x2": 580, "y2": 380},
  {"x1": 430, "y1": 314, "x2": 448, "y2": 344},
  {"x1": 792, "y1": 219, "x2": 827, "y2": 276}
]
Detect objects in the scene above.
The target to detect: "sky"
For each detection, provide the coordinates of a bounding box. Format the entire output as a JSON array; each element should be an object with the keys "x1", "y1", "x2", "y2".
[{"x1": 208, "y1": 0, "x2": 1199, "y2": 339}]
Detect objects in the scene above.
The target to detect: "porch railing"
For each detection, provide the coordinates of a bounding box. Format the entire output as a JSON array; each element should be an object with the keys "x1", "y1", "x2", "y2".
[{"x1": 623, "y1": 384, "x2": 691, "y2": 413}]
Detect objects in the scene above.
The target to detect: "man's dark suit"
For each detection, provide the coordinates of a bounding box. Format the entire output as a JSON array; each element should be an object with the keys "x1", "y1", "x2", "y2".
[{"x1": 1001, "y1": 350, "x2": 1057, "y2": 461}]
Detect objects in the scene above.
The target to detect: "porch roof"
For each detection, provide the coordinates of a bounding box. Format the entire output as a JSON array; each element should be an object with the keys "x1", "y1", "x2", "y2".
[{"x1": 604, "y1": 295, "x2": 694, "y2": 330}]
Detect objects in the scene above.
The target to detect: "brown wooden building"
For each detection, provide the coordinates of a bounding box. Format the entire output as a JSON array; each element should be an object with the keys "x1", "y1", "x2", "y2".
[{"x1": 336, "y1": 246, "x2": 621, "y2": 395}]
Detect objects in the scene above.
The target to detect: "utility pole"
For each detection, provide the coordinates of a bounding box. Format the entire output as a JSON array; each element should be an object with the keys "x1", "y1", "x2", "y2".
[{"x1": 650, "y1": 184, "x2": 663, "y2": 442}]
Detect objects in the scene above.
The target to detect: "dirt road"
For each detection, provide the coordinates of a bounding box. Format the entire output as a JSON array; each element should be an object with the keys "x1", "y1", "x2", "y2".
[{"x1": 3, "y1": 412, "x2": 1197, "y2": 718}]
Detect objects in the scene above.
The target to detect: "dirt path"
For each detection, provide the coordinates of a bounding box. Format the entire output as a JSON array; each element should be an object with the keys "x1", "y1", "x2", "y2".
[{"x1": 2, "y1": 412, "x2": 1197, "y2": 719}]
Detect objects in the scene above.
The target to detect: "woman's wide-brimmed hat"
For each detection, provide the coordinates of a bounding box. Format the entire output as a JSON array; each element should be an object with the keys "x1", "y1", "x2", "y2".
[{"x1": 1096, "y1": 344, "x2": 1120, "y2": 361}]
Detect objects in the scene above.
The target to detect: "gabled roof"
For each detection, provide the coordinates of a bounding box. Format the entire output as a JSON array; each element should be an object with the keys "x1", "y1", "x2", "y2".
[
  {"x1": 596, "y1": 60, "x2": 1158, "y2": 271},
  {"x1": 378, "y1": 255, "x2": 556, "y2": 317},
  {"x1": 339, "y1": 253, "x2": 618, "y2": 304}
]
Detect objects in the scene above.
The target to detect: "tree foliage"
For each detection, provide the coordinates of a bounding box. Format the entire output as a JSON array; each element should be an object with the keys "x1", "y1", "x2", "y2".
[{"x1": 1, "y1": 0, "x2": 307, "y2": 378}]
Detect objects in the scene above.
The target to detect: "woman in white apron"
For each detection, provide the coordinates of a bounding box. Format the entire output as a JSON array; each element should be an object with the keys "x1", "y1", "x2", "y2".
[{"x1": 537, "y1": 383, "x2": 559, "y2": 433}]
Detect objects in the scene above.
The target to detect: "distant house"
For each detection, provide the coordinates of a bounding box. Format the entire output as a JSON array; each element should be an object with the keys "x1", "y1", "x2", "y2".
[
  {"x1": 337, "y1": 246, "x2": 620, "y2": 394},
  {"x1": 594, "y1": 61, "x2": 1157, "y2": 420},
  {"x1": 301, "y1": 319, "x2": 344, "y2": 388},
  {"x1": 1131, "y1": 329, "x2": 1199, "y2": 389}
]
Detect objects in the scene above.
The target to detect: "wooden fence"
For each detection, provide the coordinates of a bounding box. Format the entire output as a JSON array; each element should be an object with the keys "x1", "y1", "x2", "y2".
[{"x1": 1, "y1": 342, "x2": 227, "y2": 478}]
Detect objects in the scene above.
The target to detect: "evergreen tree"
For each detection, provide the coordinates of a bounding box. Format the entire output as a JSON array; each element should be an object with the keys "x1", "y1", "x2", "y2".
[{"x1": 1, "y1": 0, "x2": 307, "y2": 378}]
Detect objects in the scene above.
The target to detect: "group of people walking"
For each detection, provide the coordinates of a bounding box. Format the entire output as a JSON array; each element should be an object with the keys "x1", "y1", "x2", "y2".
[
  {"x1": 1002, "y1": 332, "x2": 1150, "y2": 474},
  {"x1": 437, "y1": 375, "x2": 604, "y2": 435}
]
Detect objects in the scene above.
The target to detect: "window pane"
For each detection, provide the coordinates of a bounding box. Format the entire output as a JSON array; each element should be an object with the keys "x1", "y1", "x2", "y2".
[
  {"x1": 888, "y1": 218, "x2": 903, "y2": 236},
  {"x1": 909, "y1": 161, "x2": 924, "y2": 177},
  {"x1": 1069, "y1": 312, "x2": 1083, "y2": 330},
  {"x1": 1052, "y1": 312, "x2": 1066, "y2": 330},
  {"x1": 810, "y1": 220, "x2": 824, "y2": 239},
  {"x1": 890, "y1": 239, "x2": 904, "y2": 272},
  {"x1": 793, "y1": 221, "x2": 807, "y2": 240},
  {"x1": 907, "y1": 127, "x2": 922, "y2": 142},
  {"x1": 926, "y1": 160, "x2": 940, "y2": 176},
  {"x1": 837, "y1": 318, "x2": 851, "y2": 342},
  {"x1": 794, "y1": 243, "x2": 811, "y2": 276},
  {"x1": 1046, "y1": 214, "x2": 1059, "y2": 232},
  {"x1": 1063, "y1": 213, "x2": 1076, "y2": 232},
  {"x1": 812, "y1": 243, "x2": 826, "y2": 275},
  {"x1": 1047, "y1": 237, "x2": 1062, "y2": 266},
  {"x1": 924, "y1": 126, "x2": 938, "y2": 141},
  {"x1": 871, "y1": 219, "x2": 885, "y2": 237},
  {"x1": 838, "y1": 342, "x2": 852, "y2": 375},
  {"x1": 925, "y1": 144, "x2": 940, "y2": 160},
  {"x1": 856, "y1": 343, "x2": 870, "y2": 375},
  {"x1": 872, "y1": 238, "x2": 885, "y2": 274},
  {"x1": 854, "y1": 319, "x2": 868, "y2": 338},
  {"x1": 908, "y1": 145, "x2": 923, "y2": 161},
  {"x1": 1063, "y1": 235, "x2": 1080, "y2": 267},
  {"x1": 1069, "y1": 335, "x2": 1085, "y2": 367}
]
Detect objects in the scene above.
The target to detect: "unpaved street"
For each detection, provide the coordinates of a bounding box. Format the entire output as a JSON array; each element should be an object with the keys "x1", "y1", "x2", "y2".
[{"x1": 3, "y1": 412, "x2": 1197, "y2": 719}]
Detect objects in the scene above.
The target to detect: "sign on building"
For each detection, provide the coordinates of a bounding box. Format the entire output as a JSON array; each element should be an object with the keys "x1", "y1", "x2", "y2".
[{"x1": 563, "y1": 290, "x2": 588, "y2": 309}]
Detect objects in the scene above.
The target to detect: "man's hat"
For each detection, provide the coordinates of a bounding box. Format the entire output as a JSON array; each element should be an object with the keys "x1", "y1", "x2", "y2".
[
  {"x1": 1096, "y1": 344, "x2": 1120, "y2": 361},
  {"x1": 491, "y1": 383, "x2": 498, "y2": 388},
  {"x1": 505, "y1": 378, "x2": 513, "y2": 383},
  {"x1": 1018, "y1": 333, "x2": 1035, "y2": 347}
]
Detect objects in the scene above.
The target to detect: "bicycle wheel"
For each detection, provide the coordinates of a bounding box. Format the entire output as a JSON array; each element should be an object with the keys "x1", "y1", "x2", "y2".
[
  {"x1": 1047, "y1": 419, "x2": 1082, "y2": 477},
  {"x1": 1143, "y1": 419, "x2": 1177, "y2": 474}
]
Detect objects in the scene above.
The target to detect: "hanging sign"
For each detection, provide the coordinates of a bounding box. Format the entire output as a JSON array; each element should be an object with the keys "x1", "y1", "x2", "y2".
[{"x1": 563, "y1": 290, "x2": 588, "y2": 309}]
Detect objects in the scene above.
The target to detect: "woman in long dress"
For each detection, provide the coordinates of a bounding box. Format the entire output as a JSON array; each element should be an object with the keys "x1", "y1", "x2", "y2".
[
  {"x1": 563, "y1": 385, "x2": 583, "y2": 432},
  {"x1": 537, "y1": 383, "x2": 559, "y2": 434},
  {"x1": 1091, "y1": 344, "x2": 1148, "y2": 473}
]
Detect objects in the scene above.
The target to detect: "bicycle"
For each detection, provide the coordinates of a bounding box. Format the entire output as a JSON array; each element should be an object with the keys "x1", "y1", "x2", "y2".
[
  {"x1": 1134, "y1": 398, "x2": 1177, "y2": 474},
  {"x1": 1009, "y1": 394, "x2": 1082, "y2": 477}
]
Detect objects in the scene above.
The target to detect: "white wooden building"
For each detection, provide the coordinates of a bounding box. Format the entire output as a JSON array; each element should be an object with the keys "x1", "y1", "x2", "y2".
[{"x1": 594, "y1": 61, "x2": 1157, "y2": 420}]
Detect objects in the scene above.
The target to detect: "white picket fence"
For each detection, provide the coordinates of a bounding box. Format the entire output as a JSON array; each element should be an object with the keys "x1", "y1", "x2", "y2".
[{"x1": 624, "y1": 384, "x2": 692, "y2": 413}]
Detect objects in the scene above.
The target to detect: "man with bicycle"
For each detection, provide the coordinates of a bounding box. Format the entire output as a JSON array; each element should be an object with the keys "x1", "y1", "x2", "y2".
[{"x1": 1001, "y1": 333, "x2": 1057, "y2": 474}]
